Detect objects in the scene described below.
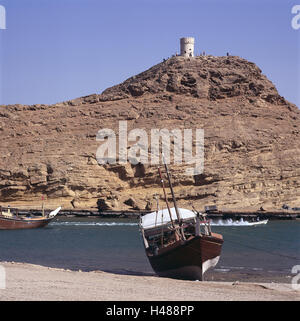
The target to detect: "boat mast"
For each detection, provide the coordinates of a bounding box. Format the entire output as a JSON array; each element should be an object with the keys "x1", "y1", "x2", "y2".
[
  {"x1": 163, "y1": 160, "x2": 181, "y2": 223},
  {"x1": 158, "y1": 168, "x2": 181, "y2": 241},
  {"x1": 158, "y1": 167, "x2": 176, "y2": 229},
  {"x1": 162, "y1": 158, "x2": 186, "y2": 240},
  {"x1": 154, "y1": 194, "x2": 159, "y2": 227},
  {"x1": 42, "y1": 196, "x2": 45, "y2": 217}
]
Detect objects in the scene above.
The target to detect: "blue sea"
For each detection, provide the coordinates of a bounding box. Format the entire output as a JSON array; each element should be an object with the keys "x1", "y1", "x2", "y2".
[{"x1": 0, "y1": 217, "x2": 299, "y2": 283}]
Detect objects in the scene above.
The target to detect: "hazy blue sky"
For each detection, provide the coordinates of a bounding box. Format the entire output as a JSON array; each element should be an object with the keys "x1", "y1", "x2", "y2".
[{"x1": 0, "y1": 0, "x2": 299, "y2": 107}]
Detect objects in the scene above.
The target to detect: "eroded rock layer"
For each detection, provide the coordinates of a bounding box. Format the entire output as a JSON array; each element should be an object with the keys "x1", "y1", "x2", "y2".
[{"x1": 0, "y1": 56, "x2": 299, "y2": 211}]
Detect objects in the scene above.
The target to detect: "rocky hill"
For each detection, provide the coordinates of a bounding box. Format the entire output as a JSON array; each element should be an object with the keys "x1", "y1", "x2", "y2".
[{"x1": 0, "y1": 55, "x2": 299, "y2": 211}]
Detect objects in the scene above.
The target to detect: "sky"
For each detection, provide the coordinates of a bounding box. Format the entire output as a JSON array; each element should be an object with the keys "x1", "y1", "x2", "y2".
[{"x1": 0, "y1": 0, "x2": 299, "y2": 107}]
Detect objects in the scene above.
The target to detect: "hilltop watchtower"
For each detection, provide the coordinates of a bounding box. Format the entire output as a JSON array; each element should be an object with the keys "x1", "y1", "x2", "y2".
[{"x1": 180, "y1": 37, "x2": 195, "y2": 57}]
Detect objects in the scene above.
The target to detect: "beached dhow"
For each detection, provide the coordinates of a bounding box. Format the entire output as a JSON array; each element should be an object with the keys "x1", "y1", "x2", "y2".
[
  {"x1": 139, "y1": 164, "x2": 223, "y2": 280},
  {"x1": 0, "y1": 205, "x2": 61, "y2": 230}
]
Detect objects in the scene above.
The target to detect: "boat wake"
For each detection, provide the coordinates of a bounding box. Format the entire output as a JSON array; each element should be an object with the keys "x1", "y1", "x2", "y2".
[
  {"x1": 50, "y1": 221, "x2": 138, "y2": 227},
  {"x1": 50, "y1": 218, "x2": 268, "y2": 227},
  {"x1": 210, "y1": 218, "x2": 268, "y2": 226}
]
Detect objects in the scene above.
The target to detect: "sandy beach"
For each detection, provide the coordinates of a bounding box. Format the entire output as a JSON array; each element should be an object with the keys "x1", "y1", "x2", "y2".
[{"x1": 0, "y1": 261, "x2": 298, "y2": 301}]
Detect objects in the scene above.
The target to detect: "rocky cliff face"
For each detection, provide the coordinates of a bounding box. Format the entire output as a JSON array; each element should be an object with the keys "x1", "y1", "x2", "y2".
[{"x1": 0, "y1": 55, "x2": 299, "y2": 211}]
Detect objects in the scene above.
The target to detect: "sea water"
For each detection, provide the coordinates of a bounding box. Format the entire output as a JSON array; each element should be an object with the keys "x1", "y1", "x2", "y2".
[{"x1": 0, "y1": 217, "x2": 299, "y2": 283}]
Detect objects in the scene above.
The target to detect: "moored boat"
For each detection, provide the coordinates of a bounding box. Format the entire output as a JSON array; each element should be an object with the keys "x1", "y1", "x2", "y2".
[
  {"x1": 0, "y1": 206, "x2": 61, "y2": 230},
  {"x1": 139, "y1": 164, "x2": 223, "y2": 280}
]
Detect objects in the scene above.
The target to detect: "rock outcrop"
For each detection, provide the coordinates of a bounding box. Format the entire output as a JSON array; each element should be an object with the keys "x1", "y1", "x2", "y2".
[{"x1": 0, "y1": 55, "x2": 299, "y2": 211}]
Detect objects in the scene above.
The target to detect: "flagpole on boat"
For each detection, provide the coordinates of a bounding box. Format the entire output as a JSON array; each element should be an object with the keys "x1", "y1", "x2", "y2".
[{"x1": 42, "y1": 196, "x2": 45, "y2": 217}]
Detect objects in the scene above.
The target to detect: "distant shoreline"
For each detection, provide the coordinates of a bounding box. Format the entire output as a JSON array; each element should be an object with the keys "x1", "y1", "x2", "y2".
[{"x1": 1, "y1": 207, "x2": 299, "y2": 220}]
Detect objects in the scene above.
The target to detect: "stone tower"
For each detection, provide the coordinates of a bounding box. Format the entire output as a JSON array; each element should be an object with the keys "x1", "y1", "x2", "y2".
[{"x1": 180, "y1": 37, "x2": 195, "y2": 57}]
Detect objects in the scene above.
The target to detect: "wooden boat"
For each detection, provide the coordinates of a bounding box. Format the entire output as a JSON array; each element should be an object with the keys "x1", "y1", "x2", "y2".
[
  {"x1": 139, "y1": 164, "x2": 223, "y2": 280},
  {"x1": 0, "y1": 206, "x2": 61, "y2": 230}
]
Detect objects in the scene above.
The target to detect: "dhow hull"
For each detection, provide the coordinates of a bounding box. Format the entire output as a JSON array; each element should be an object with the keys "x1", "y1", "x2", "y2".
[
  {"x1": 0, "y1": 216, "x2": 54, "y2": 230},
  {"x1": 147, "y1": 233, "x2": 223, "y2": 280}
]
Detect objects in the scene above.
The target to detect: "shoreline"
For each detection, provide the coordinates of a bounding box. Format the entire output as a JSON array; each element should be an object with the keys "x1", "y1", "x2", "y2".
[
  {"x1": 58, "y1": 209, "x2": 300, "y2": 220},
  {"x1": 0, "y1": 258, "x2": 294, "y2": 284},
  {"x1": 1, "y1": 206, "x2": 300, "y2": 220},
  {"x1": 0, "y1": 261, "x2": 298, "y2": 301}
]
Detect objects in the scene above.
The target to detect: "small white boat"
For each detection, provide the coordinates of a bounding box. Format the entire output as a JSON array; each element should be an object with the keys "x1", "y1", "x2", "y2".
[
  {"x1": 248, "y1": 219, "x2": 268, "y2": 226},
  {"x1": 210, "y1": 218, "x2": 268, "y2": 226}
]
